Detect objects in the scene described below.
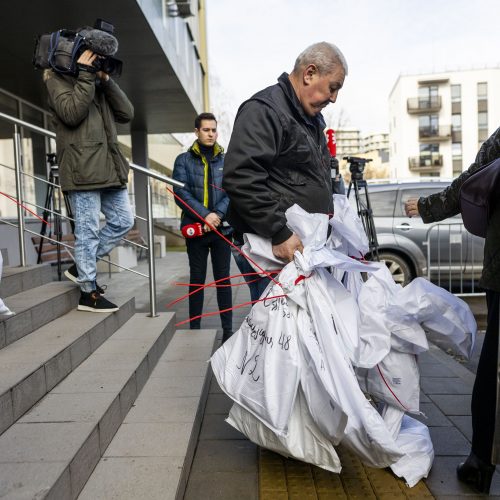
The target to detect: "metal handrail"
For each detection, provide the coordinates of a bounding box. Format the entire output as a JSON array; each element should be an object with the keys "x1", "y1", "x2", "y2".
[{"x1": 0, "y1": 110, "x2": 185, "y2": 317}]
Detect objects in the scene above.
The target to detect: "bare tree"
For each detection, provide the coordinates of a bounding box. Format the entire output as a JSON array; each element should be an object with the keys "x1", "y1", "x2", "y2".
[
  {"x1": 322, "y1": 106, "x2": 350, "y2": 131},
  {"x1": 208, "y1": 72, "x2": 238, "y2": 149}
]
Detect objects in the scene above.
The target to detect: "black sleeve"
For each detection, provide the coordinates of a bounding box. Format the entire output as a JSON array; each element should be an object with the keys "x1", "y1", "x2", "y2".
[
  {"x1": 222, "y1": 101, "x2": 293, "y2": 244},
  {"x1": 418, "y1": 126, "x2": 500, "y2": 223}
]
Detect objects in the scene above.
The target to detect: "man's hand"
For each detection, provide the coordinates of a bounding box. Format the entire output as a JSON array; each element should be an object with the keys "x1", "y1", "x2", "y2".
[
  {"x1": 203, "y1": 212, "x2": 221, "y2": 232},
  {"x1": 96, "y1": 71, "x2": 109, "y2": 82},
  {"x1": 405, "y1": 197, "x2": 420, "y2": 218},
  {"x1": 77, "y1": 50, "x2": 97, "y2": 68},
  {"x1": 272, "y1": 233, "x2": 304, "y2": 262}
]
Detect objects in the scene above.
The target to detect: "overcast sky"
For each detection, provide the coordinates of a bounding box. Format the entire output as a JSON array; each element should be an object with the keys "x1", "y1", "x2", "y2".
[{"x1": 205, "y1": 0, "x2": 500, "y2": 143}]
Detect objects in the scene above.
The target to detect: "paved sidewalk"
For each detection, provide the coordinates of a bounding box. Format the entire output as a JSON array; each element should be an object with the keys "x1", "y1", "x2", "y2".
[{"x1": 95, "y1": 253, "x2": 497, "y2": 499}]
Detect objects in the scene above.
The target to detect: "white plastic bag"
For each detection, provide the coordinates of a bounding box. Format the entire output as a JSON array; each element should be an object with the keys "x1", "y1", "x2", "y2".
[
  {"x1": 390, "y1": 415, "x2": 434, "y2": 487},
  {"x1": 296, "y1": 305, "x2": 348, "y2": 445},
  {"x1": 227, "y1": 388, "x2": 342, "y2": 473},
  {"x1": 395, "y1": 278, "x2": 477, "y2": 358},
  {"x1": 295, "y1": 255, "x2": 405, "y2": 468},
  {"x1": 241, "y1": 233, "x2": 285, "y2": 275},
  {"x1": 357, "y1": 351, "x2": 421, "y2": 414},
  {"x1": 329, "y1": 194, "x2": 369, "y2": 257},
  {"x1": 210, "y1": 264, "x2": 300, "y2": 436}
]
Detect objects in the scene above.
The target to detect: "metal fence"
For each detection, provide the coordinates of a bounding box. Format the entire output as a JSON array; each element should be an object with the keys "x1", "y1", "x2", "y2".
[{"x1": 425, "y1": 221, "x2": 485, "y2": 297}]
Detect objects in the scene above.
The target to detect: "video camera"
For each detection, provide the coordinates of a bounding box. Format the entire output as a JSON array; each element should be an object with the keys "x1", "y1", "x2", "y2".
[
  {"x1": 343, "y1": 156, "x2": 372, "y2": 182},
  {"x1": 33, "y1": 18, "x2": 123, "y2": 77}
]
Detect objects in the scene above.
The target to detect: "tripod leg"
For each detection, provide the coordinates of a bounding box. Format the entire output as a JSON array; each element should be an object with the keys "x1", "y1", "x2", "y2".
[{"x1": 37, "y1": 183, "x2": 54, "y2": 264}]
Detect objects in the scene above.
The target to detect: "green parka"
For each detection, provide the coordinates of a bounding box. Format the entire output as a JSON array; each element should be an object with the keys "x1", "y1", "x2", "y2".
[
  {"x1": 418, "y1": 126, "x2": 500, "y2": 292},
  {"x1": 44, "y1": 69, "x2": 134, "y2": 192}
]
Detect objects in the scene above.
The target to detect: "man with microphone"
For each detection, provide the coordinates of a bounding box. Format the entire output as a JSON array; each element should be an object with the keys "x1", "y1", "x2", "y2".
[{"x1": 172, "y1": 113, "x2": 233, "y2": 340}]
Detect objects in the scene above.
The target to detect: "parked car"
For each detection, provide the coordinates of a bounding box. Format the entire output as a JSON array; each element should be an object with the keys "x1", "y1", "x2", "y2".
[{"x1": 348, "y1": 181, "x2": 485, "y2": 288}]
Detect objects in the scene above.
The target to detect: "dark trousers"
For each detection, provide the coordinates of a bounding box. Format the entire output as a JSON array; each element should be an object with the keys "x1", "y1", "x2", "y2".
[
  {"x1": 186, "y1": 231, "x2": 232, "y2": 332},
  {"x1": 471, "y1": 289, "x2": 500, "y2": 463}
]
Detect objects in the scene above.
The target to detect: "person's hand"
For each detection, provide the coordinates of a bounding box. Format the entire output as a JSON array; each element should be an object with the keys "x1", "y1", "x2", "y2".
[
  {"x1": 96, "y1": 71, "x2": 109, "y2": 81},
  {"x1": 405, "y1": 197, "x2": 420, "y2": 218},
  {"x1": 77, "y1": 50, "x2": 97, "y2": 68},
  {"x1": 203, "y1": 213, "x2": 221, "y2": 232},
  {"x1": 272, "y1": 233, "x2": 304, "y2": 262}
]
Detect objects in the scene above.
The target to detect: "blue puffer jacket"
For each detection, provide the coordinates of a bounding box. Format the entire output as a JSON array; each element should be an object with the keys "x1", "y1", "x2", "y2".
[{"x1": 172, "y1": 141, "x2": 231, "y2": 234}]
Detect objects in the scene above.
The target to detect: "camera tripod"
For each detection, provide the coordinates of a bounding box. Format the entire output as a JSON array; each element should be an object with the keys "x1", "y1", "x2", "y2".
[
  {"x1": 37, "y1": 154, "x2": 74, "y2": 279},
  {"x1": 345, "y1": 156, "x2": 379, "y2": 260}
]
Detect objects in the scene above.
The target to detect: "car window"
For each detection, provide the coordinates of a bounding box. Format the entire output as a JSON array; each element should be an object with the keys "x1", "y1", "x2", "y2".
[
  {"x1": 396, "y1": 188, "x2": 447, "y2": 216},
  {"x1": 358, "y1": 190, "x2": 397, "y2": 217}
]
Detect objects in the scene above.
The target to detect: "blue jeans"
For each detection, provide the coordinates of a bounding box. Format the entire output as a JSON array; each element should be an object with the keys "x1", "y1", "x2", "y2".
[
  {"x1": 68, "y1": 188, "x2": 134, "y2": 292},
  {"x1": 231, "y1": 247, "x2": 271, "y2": 303}
]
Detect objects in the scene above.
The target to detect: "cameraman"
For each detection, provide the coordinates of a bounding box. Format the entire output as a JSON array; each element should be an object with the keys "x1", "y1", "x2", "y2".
[
  {"x1": 223, "y1": 42, "x2": 347, "y2": 263},
  {"x1": 44, "y1": 48, "x2": 134, "y2": 312}
]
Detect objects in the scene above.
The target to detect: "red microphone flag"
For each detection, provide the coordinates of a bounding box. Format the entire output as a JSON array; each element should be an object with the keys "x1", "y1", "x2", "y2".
[{"x1": 326, "y1": 129, "x2": 336, "y2": 157}]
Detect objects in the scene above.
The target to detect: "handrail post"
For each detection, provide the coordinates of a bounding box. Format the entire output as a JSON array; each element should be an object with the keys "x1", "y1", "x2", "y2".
[
  {"x1": 146, "y1": 179, "x2": 158, "y2": 317},
  {"x1": 13, "y1": 125, "x2": 26, "y2": 267}
]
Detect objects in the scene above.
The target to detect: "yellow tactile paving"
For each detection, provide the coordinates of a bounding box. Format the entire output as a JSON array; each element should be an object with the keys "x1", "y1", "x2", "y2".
[{"x1": 258, "y1": 446, "x2": 435, "y2": 499}]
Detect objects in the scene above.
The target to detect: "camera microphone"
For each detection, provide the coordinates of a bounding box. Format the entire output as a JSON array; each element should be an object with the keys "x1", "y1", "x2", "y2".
[
  {"x1": 326, "y1": 128, "x2": 345, "y2": 195},
  {"x1": 78, "y1": 28, "x2": 118, "y2": 56},
  {"x1": 182, "y1": 223, "x2": 204, "y2": 239}
]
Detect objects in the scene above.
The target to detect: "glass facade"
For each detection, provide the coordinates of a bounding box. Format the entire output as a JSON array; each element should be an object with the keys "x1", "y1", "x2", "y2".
[{"x1": 0, "y1": 89, "x2": 54, "y2": 219}]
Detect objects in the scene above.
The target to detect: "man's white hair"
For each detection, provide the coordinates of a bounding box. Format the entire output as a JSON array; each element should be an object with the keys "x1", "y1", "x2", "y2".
[{"x1": 292, "y1": 42, "x2": 348, "y2": 76}]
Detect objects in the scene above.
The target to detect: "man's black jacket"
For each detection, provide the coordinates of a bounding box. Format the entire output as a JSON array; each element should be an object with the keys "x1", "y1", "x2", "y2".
[{"x1": 223, "y1": 73, "x2": 333, "y2": 245}]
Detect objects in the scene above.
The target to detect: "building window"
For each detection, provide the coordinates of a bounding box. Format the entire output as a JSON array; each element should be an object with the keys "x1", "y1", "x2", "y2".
[
  {"x1": 451, "y1": 114, "x2": 462, "y2": 132},
  {"x1": 451, "y1": 113, "x2": 462, "y2": 142},
  {"x1": 477, "y1": 82, "x2": 488, "y2": 98},
  {"x1": 419, "y1": 143, "x2": 440, "y2": 166},
  {"x1": 451, "y1": 84, "x2": 461, "y2": 102},
  {"x1": 478, "y1": 111, "x2": 488, "y2": 141},
  {"x1": 452, "y1": 143, "x2": 462, "y2": 156},
  {"x1": 419, "y1": 114, "x2": 439, "y2": 137},
  {"x1": 452, "y1": 142, "x2": 462, "y2": 175},
  {"x1": 418, "y1": 85, "x2": 438, "y2": 107}
]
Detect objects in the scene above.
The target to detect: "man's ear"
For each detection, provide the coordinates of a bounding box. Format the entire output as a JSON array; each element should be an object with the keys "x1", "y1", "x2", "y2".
[
  {"x1": 194, "y1": 128, "x2": 200, "y2": 138},
  {"x1": 303, "y1": 64, "x2": 318, "y2": 85}
]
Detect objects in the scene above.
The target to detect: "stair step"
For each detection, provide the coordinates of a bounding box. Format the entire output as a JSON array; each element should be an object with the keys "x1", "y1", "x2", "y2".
[
  {"x1": 0, "y1": 296, "x2": 135, "y2": 436},
  {"x1": 0, "y1": 312, "x2": 175, "y2": 500},
  {"x1": 0, "y1": 264, "x2": 53, "y2": 298},
  {"x1": 78, "y1": 328, "x2": 218, "y2": 500},
  {"x1": 0, "y1": 281, "x2": 80, "y2": 349}
]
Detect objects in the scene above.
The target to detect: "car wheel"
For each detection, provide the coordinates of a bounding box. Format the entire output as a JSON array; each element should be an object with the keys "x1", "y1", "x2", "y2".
[{"x1": 378, "y1": 252, "x2": 413, "y2": 286}]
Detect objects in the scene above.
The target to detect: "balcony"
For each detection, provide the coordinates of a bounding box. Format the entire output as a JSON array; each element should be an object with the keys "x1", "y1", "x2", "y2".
[
  {"x1": 419, "y1": 125, "x2": 451, "y2": 142},
  {"x1": 407, "y1": 96, "x2": 441, "y2": 114},
  {"x1": 408, "y1": 154, "x2": 443, "y2": 172}
]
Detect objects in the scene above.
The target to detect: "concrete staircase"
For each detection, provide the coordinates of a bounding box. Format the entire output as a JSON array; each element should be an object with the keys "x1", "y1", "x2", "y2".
[{"x1": 0, "y1": 265, "x2": 218, "y2": 500}]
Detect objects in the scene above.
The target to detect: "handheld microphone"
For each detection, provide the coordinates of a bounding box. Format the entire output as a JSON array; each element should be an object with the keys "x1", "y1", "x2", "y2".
[
  {"x1": 326, "y1": 128, "x2": 345, "y2": 195},
  {"x1": 182, "y1": 223, "x2": 204, "y2": 239}
]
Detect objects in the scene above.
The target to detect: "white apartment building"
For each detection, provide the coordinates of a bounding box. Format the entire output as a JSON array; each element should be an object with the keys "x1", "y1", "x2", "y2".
[
  {"x1": 363, "y1": 133, "x2": 390, "y2": 163},
  {"x1": 389, "y1": 68, "x2": 500, "y2": 179},
  {"x1": 335, "y1": 128, "x2": 363, "y2": 157},
  {"x1": 334, "y1": 130, "x2": 390, "y2": 180}
]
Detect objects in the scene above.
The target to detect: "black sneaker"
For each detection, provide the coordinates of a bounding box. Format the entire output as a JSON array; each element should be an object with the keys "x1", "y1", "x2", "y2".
[
  {"x1": 65, "y1": 264, "x2": 106, "y2": 294},
  {"x1": 78, "y1": 291, "x2": 119, "y2": 313}
]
